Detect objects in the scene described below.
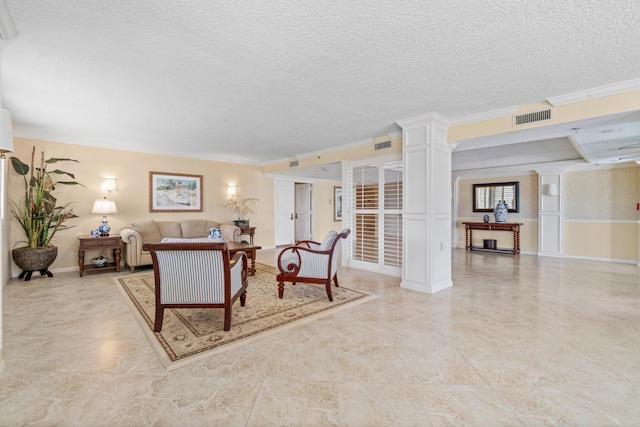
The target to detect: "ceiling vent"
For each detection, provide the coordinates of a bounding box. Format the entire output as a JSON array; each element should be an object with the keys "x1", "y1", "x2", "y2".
[
  {"x1": 289, "y1": 160, "x2": 299, "y2": 167},
  {"x1": 374, "y1": 140, "x2": 392, "y2": 150},
  {"x1": 513, "y1": 109, "x2": 552, "y2": 126}
]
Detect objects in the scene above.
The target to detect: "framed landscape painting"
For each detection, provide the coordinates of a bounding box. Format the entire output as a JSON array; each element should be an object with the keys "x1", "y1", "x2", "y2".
[
  {"x1": 149, "y1": 171, "x2": 203, "y2": 212},
  {"x1": 334, "y1": 186, "x2": 342, "y2": 221}
]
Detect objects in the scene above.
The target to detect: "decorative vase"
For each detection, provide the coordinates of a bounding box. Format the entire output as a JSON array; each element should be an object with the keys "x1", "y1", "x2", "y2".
[
  {"x1": 493, "y1": 200, "x2": 508, "y2": 223},
  {"x1": 11, "y1": 246, "x2": 58, "y2": 281},
  {"x1": 209, "y1": 228, "x2": 223, "y2": 241},
  {"x1": 98, "y1": 217, "x2": 111, "y2": 237},
  {"x1": 483, "y1": 215, "x2": 490, "y2": 223}
]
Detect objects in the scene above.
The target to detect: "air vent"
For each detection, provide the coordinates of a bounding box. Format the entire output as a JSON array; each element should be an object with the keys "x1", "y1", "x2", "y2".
[
  {"x1": 289, "y1": 160, "x2": 299, "y2": 167},
  {"x1": 514, "y1": 109, "x2": 552, "y2": 126},
  {"x1": 374, "y1": 140, "x2": 392, "y2": 150}
]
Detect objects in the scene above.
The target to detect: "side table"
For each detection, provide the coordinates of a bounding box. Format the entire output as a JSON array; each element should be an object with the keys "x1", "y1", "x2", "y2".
[
  {"x1": 78, "y1": 235, "x2": 122, "y2": 277},
  {"x1": 238, "y1": 226, "x2": 256, "y2": 244}
]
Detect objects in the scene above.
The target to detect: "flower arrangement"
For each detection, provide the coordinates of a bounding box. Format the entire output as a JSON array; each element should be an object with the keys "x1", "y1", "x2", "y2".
[
  {"x1": 9, "y1": 146, "x2": 84, "y2": 248},
  {"x1": 224, "y1": 197, "x2": 258, "y2": 223}
]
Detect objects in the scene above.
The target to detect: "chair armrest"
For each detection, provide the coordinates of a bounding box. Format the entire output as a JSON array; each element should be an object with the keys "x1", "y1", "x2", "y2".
[{"x1": 295, "y1": 240, "x2": 321, "y2": 250}]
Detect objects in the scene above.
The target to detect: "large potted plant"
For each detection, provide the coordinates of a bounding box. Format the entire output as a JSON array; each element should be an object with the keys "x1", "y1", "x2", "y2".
[{"x1": 9, "y1": 146, "x2": 84, "y2": 280}]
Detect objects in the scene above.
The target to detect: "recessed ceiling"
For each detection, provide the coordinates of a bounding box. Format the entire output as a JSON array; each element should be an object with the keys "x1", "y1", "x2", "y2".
[{"x1": 1, "y1": 0, "x2": 639, "y2": 174}]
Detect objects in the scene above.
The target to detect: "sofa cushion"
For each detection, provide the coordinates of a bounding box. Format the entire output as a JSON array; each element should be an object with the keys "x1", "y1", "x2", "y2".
[
  {"x1": 181, "y1": 219, "x2": 211, "y2": 238},
  {"x1": 157, "y1": 221, "x2": 182, "y2": 238},
  {"x1": 132, "y1": 220, "x2": 162, "y2": 243}
]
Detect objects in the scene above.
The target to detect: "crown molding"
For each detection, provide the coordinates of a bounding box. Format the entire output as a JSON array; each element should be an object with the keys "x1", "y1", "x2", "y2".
[
  {"x1": 396, "y1": 112, "x2": 450, "y2": 129},
  {"x1": 449, "y1": 106, "x2": 518, "y2": 126},
  {"x1": 547, "y1": 78, "x2": 640, "y2": 106}
]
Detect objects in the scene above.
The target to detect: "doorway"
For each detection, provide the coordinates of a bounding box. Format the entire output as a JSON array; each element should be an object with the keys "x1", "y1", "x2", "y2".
[{"x1": 274, "y1": 179, "x2": 314, "y2": 246}]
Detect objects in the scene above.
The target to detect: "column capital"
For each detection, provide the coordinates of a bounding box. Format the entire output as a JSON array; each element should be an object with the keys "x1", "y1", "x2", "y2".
[{"x1": 396, "y1": 112, "x2": 450, "y2": 129}]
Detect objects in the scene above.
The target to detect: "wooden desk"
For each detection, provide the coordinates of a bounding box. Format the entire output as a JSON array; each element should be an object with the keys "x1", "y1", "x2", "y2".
[
  {"x1": 238, "y1": 226, "x2": 256, "y2": 244},
  {"x1": 78, "y1": 235, "x2": 122, "y2": 276},
  {"x1": 227, "y1": 241, "x2": 262, "y2": 276},
  {"x1": 462, "y1": 222, "x2": 522, "y2": 255}
]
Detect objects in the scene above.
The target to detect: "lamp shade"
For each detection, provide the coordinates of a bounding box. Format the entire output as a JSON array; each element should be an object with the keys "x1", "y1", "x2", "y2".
[
  {"x1": 0, "y1": 108, "x2": 14, "y2": 153},
  {"x1": 91, "y1": 198, "x2": 117, "y2": 214},
  {"x1": 101, "y1": 178, "x2": 117, "y2": 192}
]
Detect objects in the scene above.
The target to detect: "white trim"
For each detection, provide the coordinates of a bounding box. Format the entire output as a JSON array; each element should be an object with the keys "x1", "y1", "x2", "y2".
[
  {"x1": 547, "y1": 78, "x2": 640, "y2": 106},
  {"x1": 449, "y1": 106, "x2": 518, "y2": 126}
]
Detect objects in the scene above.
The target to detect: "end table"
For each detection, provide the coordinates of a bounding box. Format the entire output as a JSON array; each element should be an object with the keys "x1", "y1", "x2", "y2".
[{"x1": 78, "y1": 235, "x2": 122, "y2": 277}]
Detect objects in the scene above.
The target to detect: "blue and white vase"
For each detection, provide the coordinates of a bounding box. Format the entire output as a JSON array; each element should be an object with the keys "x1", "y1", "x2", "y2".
[
  {"x1": 483, "y1": 215, "x2": 490, "y2": 223},
  {"x1": 209, "y1": 228, "x2": 223, "y2": 241},
  {"x1": 493, "y1": 201, "x2": 508, "y2": 223}
]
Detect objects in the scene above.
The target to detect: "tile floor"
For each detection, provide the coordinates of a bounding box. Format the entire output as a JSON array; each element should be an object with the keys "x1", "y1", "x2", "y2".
[{"x1": 1, "y1": 249, "x2": 639, "y2": 426}]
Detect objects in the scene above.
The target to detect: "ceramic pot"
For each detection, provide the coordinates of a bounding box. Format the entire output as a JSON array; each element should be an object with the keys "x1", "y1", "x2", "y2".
[{"x1": 493, "y1": 201, "x2": 508, "y2": 223}]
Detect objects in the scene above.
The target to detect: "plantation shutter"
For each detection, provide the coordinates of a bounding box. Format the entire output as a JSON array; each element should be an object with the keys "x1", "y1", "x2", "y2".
[{"x1": 348, "y1": 158, "x2": 403, "y2": 275}]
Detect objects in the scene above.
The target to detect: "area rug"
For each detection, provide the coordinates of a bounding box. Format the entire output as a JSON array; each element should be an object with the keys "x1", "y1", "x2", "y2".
[{"x1": 117, "y1": 264, "x2": 376, "y2": 370}]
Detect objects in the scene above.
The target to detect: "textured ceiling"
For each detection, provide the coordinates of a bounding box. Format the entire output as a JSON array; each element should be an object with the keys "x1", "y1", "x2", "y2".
[{"x1": 1, "y1": 0, "x2": 639, "y2": 169}]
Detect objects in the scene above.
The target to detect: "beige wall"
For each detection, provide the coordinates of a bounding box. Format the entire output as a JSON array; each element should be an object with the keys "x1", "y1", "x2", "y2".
[
  {"x1": 564, "y1": 166, "x2": 639, "y2": 261},
  {"x1": 456, "y1": 166, "x2": 639, "y2": 262},
  {"x1": 314, "y1": 181, "x2": 343, "y2": 240},
  {"x1": 8, "y1": 138, "x2": 274, "y2": 274},
  {"x1": 456, "y1": 174, "x2": 538, "y2": 253}
]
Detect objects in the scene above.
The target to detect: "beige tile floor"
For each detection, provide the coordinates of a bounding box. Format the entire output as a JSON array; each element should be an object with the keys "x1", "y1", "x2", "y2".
[{"x1": 1, "y1": 248, "x2": 639, "y2": 426}]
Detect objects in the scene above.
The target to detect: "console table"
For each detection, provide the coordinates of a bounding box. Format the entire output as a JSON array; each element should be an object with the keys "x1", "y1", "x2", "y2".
[{"x1": 462, "y1": 222, "x2": 522, "y2": 255}]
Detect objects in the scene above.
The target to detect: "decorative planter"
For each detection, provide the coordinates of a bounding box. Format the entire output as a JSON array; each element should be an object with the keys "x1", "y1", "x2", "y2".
[
  {"x1": 234, "y1": 220, "x2": 250, "y2": 227},
  {"x1": 12, "y1": 246, "x2": 58, "y2": 281}
]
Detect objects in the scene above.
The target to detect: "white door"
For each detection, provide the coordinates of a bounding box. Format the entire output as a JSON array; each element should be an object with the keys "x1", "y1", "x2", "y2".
[
  {"x1": 295, "y1": 183, "x2": 312, "y2": 241},
  {"x1": 274, "y1": 180, "x2": 295, "y2": 246}
]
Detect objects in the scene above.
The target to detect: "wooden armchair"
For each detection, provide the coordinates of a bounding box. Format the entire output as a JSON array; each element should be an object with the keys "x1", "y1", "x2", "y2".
[
  {"x1": 276, "y1": 229, "x2": 350, "y2": 301},
  {"x1": 143, "y1": 238, "x2": 248, "y2": 332}
]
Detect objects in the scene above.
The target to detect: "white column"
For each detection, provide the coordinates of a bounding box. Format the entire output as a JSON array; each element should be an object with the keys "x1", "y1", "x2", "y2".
[
  {"x1": 537, "y1": 170, "x2": 563, "y2": 257},
  {"x1": 397, "y1": 113, "x2": 452, "y2": 294}
]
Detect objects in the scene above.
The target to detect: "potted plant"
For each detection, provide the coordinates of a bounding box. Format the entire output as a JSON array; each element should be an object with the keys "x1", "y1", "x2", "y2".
[
  {"x1": 224, "y1": 197, "x2": 258, "y2": 227},
  {"x1": 9, "y1": 146, "x2": 84, "y2": 280}
]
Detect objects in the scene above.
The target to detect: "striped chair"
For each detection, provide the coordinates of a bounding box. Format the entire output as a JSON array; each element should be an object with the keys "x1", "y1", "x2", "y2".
[
  {"x1": 276, "y1": 229, "x2": 350, "y2": 301},
  {"x1": 143, "y1": 238, "x2": 248, "y2": 332}
]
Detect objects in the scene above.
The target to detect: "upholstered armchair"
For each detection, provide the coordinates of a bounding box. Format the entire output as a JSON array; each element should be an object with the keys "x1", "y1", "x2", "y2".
[
  {"x1": 276, "y1": 229, "x2": 350, "y2": 301},
  {"x1": 143, "y1": 238, "x2": 248, "y2": 332}
]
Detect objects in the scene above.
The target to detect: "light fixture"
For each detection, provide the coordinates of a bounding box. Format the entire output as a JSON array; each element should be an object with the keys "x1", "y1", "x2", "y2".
[
  {"x1": 102, "y1": 178, "x2": 117, "y2": 193},
  {"x1": 0, "y1": 108, "x2": 14, "y2": 158},
  {"x1": 543, "y1": 183, "x2": 558, "y2": 197},
  {"x1": 91, "y1": 197, "x2": 117, "y2": 236},
  {"x1": 227, "y1": 184, "x2": 236, "y2": 198}
]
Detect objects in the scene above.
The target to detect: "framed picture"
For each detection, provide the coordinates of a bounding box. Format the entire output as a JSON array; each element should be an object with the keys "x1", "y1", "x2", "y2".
[
  {"x1": 334, "y1": 186, "x2": 342, "y2": 221},
  {"x1": 149, "y1": 171, "x2": 203, "y2": 212}
]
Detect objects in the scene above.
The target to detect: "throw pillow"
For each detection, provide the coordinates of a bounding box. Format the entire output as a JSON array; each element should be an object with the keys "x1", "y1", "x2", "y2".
[{"x1": 132, "y1": 220, "x2": 162, "y2": 243}]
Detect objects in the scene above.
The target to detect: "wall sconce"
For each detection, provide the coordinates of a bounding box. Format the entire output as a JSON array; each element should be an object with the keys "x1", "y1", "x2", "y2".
[
  {"x1": 543, "y1": 183, "x2": 558, "y2": 197},
  {"x1": 102, "y1": 178, "x2": 117, "y2": 193},
  {"x1": 227, "y1": 184, "x2": 236, "y2": 198},
  {"x1": 0, "y1": 108, "x2": 14, "y2": 158},
  {"x1": 91, "y1": 197, "x2": 118, "y2": 237}
]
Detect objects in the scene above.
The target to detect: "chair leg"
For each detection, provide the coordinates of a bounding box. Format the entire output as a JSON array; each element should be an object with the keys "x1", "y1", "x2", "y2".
[
  {"x1": 333, "y1": 273, "x2": 340, "y2": 288},
  {"x1": 223, "y1": 308, "x2": 232, "y2": 331},
  {"x1": 278, "y1": 280, "x2": 285, "y2": 298},
  {"x1": 154, "y1": 306, "x2": 165, "y2": 332},
  {"x1": 240, "y1": 290, "x2": 247, "y2": 307},
  {"x1": 325, "y1": 280, "x2": 333, "y2": 302}
]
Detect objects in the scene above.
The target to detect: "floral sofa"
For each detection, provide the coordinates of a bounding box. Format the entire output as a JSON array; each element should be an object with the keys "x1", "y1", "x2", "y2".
[{"x1": 119, "y1": 219, "x2": 240, "y2": 272}]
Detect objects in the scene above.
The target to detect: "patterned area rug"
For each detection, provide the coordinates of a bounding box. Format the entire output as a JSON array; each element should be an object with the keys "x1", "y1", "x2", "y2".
[{"x1": 117, "y1": 264, "x2": 376, "y2": 370}]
